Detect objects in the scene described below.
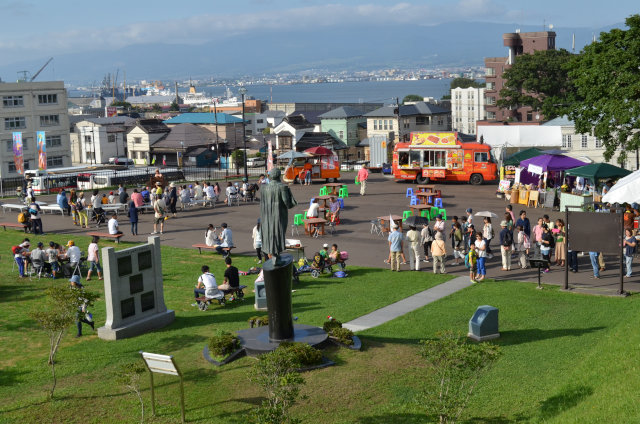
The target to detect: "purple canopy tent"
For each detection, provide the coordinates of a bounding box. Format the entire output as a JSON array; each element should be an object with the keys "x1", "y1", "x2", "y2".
[{"x1": 518, "y1": 154, "x2": 588, "y2": 187}]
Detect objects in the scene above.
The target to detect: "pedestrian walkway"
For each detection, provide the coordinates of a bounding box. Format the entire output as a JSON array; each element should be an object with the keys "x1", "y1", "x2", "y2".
[{"x1": 343, "y1": 276, "x2": 473, "y2": 332}]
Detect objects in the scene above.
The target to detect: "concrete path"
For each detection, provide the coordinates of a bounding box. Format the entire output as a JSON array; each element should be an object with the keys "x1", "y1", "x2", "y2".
[{"x1": 343, "y1": 276, "x2": 473, "y2": 332}]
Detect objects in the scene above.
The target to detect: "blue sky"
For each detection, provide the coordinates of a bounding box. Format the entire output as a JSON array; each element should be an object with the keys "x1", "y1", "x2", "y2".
[{"x1": 0, "y1": 0, "x2": 637, "y2": 62}]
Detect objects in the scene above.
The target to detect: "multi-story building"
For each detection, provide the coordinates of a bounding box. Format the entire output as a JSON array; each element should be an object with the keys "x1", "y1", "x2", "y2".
[
  {"x1": 363, "y1": 102, "x2": 451, "y2": 142},
  {"x1": 125, "y1": 119, "x2": 171, "y2": 165},
  {"x1": 73, "y1": 116, "x2": 136, "y2": 164},
  {"x1": 451, "y1": 87, "x2": 486, "y2": 135},
  {"x1": 1, "y1": 81, "x2": 71, "y2": 178},
  {"x1": 484, "y1": 31, "x2": 556, "y2": 122}
]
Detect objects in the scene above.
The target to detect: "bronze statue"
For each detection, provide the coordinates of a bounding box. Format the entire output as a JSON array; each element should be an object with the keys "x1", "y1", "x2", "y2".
[{"x1": 260, "y1": 168, "x2": 297, "y2": 263}]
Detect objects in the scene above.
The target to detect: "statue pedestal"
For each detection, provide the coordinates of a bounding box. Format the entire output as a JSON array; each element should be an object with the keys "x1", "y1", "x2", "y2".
[{"x1": 263, "y1": 254, "x2": 294, "y2": 342}]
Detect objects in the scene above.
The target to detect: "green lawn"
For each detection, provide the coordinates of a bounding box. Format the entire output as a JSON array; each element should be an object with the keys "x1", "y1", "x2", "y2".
[{"x1": 0, "y1": 230, "x2": 450, "y2": 423}]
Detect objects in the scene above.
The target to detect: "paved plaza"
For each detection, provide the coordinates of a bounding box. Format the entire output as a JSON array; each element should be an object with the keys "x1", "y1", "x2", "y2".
[{"x1": 9, "y1": 172, "x2": 638, "y2": 296}]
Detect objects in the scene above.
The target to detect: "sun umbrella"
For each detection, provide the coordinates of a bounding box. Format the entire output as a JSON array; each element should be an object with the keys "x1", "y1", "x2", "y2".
[
  {"x1": 474, "y1": 211, "x2": 498, "y2": 218},
  {"x1": 277, "y1": 150, "x2": 309, "y2": 160},
  {"x1": 519, "y1": 154, "x2": 588, "y2": 173},
  {"x1": 304, "y1": 146, "x2": 333, "y2": 156},
  {"x1": 565, "y1": 163, "x2": 631, "y2": 180},
  {"x1": 404, "y1": 215, "x2": 429, "y2": 227},
  {"x1": 503, "y1": 148, "x2": 544, "y2": 166},
  {"x1": 602, "y1": 169, "x2": 640, "y2": 204}
]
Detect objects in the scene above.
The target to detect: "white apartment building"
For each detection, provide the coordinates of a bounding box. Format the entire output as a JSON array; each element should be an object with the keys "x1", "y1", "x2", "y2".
[
  {"x1": 73, "y1": 116, "x2": 136, "y2": 164},
  {"x1": 451, "y1": 87, "x2": 485, "y2": 135},
  {"x1": 0, "y1": 81, "x2": 71, "y2": 178}
]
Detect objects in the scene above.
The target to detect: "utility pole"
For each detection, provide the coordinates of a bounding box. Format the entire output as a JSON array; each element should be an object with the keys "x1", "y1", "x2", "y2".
[
  {"x1": 214, "y1": 103, "x2": 220, "y2": 170},
  {"x1": 239, "y1": 87, "x2": 248, "y2": 180}
]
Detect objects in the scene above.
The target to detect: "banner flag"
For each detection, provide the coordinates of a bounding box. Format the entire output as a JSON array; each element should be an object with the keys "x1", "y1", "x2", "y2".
[
  {"x1": 267, "y1": 139, "x2": 274, "y2": 172},
  {"x1": 12, "y1": 132, "x2": 24, "y2": 174},
  {"x1": 37, "y1": 131, "x2": 47, "y2": 170}
]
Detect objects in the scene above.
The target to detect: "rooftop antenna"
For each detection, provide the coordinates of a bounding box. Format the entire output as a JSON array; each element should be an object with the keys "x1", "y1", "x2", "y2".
[{"x1": 572, "y1": 33, "x2": 575, "y2": 52}]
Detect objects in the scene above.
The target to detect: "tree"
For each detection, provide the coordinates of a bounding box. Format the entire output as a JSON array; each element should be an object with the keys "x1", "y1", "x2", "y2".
[
  {"x1": 567, "y1": 15, "x2": 640, "y2": 165},
  {"x1": 497, "y1": 49, "x2": 575, "y2": 120},
  {"x1": 111, "y1": 101, "x2": 132, "y2": 109},
  {"x1": 418, "y1": 331, "x2": 500, "y2": 424},
  {"x1": 117, "y1": 362, "x2": 147, "y2": 424},
  {"x1": 169, "y1": 100, "x2": 179, "y2": 111},
  {"x1": 248, "y1": 348, "x2": 305, "y2": 424},
  {"x1": 231, "y1": 149, "x2": 245, "y2": 170},
  {"x1": 403, "y1": 94, "x2": 424, "y2": 104},
  {"x1": 151, "y1": 104, "x2": 162, "y2": 113},
  {"x1": 30, "y1": 284, "x2": 98, "y2": 399},
  {"x1": 450, "y1": 77, "x2": 483, "y2": 90}
]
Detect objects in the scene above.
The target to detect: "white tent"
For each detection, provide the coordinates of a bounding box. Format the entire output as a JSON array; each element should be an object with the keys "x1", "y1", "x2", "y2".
[{"x1": 602, "y1": 169, "x2": 640, "y2": 204}]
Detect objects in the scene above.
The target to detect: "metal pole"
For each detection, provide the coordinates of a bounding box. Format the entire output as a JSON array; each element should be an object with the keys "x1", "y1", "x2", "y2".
[
  {"x1": 149, "y1": 371, "x2": 156, "y2": 416},
  {"x1": 214, "y1": 103, "x2": 220, "y2": 170},
  {"x1": 241, "y1": 90, "x2": 248, "y2": 180},
  {"x1": 619, "y1": 210, "x2": 625, "y2": 295},
  {"x1": 179, "y1": 375, "x2": 186, "y2": 424},
  {"x1": 564, "y1": 206, "x2": 569, "y2": 290}
]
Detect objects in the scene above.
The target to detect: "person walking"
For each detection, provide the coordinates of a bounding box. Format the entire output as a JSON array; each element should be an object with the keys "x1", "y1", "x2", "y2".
[
  {"x1": 357, "y1": 165, "x2": 369, "y2": 195},
  {"x1": 405, "y1": 225, "x2": 421, "y2": 271},
  {"x1": 540, "y1": 226, "x2": 554, "y2": 273},
  {"x1": 421, "y1": 222, "x2": 433, "y2": 263},
  {"x1": 468, "y1": 243, "x2": 479, "y2": 283},
  {"x1": 28, "y1": 200, "x2": 43, "y2": 235},
  {"x1": 152, "y1": 190, "x2": 166, "y2": 235},
  {"x1": 76, "y1": 192, "x2": 88, "y2": 228},
  {"x1": 554, "y1": 219, "x2": 566, "y2": 267},
  {"x1": 70, "y1": 276, "x2": 94, "y2": 338},
  {"x1": 167, "y1": 183, "x2": 178, "y2": 218},
  {"x1": 387, "y1": 224, "x2": 403, "y2": 271},
  {"x1": 515, "y1": 225, "x2": 530, "y2": 269},
  {"x1": 624, "y1": 229, "x2": 636, "y2": 278},
  {"x1": 431, "y1": 232, "x2": 447, "y2": 274},
  {"x1": 482, "y1": 217, "x2": 494, "y2": 258},
  {"x1": 69, "y1": 189, "x2": 79, "y2": 226},
  {"x1": 450, "y1": 222, "x2": 464, "y2": 265},
  {"x1": 589, "y1": 251, "x2": 601, "y2": 279},
  {"x1": 499, "y1": 220, "x2": 513, "y2": 271},
  {"x1": 515, "y1": 210, "x2": 531, "y2": 238},
  {"x1": 252, "y1": 219, "x2": 265, "y2": 264},
  {"x1": 86, "y1": 236, "x2": 103, "y2": 281},
  {"x1": 128, "y1": 200, "x2": 139, "y2": 235},
  {"x1": 474, "y1": 233, "x2": 487, "y2": 281}
]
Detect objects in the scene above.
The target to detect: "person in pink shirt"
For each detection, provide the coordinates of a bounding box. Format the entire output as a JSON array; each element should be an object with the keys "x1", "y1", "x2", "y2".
[
  {"x1": 130, "y1": 189, "x2": 144, "y2": 208},
  {"x1": 357, "y1": 165, "x2": 369, "y2": 196}
]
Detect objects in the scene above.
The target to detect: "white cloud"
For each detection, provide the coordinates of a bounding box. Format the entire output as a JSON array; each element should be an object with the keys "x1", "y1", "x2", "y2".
[{"x1": 0, "y1": 1, "x2": 520, "y2": 57}]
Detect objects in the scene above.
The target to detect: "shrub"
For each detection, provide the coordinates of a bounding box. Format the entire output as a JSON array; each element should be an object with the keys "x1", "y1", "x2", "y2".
[
  {"x1": 278, "y1": 342, "x2": 323, "y2": 367},
  {"x1": 208, "y1": 330, "x2": 240, "y2": 358},
  {"x1": 331, "y1": 327, "x2": 354, "y2": 346},
  {"x1": 322, "y1": 319, "x2": 342, "y2": 333}
]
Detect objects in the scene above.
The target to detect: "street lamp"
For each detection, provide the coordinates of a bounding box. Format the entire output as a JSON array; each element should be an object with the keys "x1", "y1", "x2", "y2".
[{"x1": 238, "y1": 86, "x2": 248, "y2": 180}]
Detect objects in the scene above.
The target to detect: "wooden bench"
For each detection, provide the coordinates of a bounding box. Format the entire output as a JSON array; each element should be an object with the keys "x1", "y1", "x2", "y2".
[
  {"x1": 192, "y1": 244, "x2": 236, "y2": 255},
  {"x1": 87, "y1": 232, "x2": 124, "y2": 243},
  {"x1": 194, "y1": 285, "x2": 247, "y2": 310},
  {"x1": 0, "y1": 222, "x2": 28, "y2": 232}
]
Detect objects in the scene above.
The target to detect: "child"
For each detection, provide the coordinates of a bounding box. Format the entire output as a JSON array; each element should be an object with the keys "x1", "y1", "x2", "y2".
[
  {"x1": 468, "y1": 243, "x2": 478, "y2": 283},
  {"x1": 45, "y1": 241, "x2": 60, "y2": 279},
  {"x1": 128, "y1": 201, "x2": 139, "y2": 235}
]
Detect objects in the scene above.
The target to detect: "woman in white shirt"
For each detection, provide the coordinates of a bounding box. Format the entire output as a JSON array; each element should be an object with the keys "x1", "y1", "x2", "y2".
[
  {"x1": 474, "y1": 233, "x2": 487, "y2": 281},
  {"x1": 482, "y1": 217, "x2": 494, "y2": 258},
  {"x1": 252, "y1": 219, "x2": 265, "y2": 263},
  {"x1": 307, "y1": 199, "x2": 319, "y2": 218},
  {"x1": 205, "y1": 224, "x2": 217, "y2": 247}
]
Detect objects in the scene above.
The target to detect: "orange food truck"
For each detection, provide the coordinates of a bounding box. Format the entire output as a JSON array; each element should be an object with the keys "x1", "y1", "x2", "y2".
[
  {"x1": 392, "y1": 132, "x2": 497, "y2": 185},
  {"x1": 283, "y1": 152, "x2": 341, "y2": 183}
]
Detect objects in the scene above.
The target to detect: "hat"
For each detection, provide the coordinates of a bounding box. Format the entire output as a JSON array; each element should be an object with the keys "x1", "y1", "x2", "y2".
[
  {"x1": 67, "y1": 240, "x2": 75, "y2": 247},
  {"x1": 69, "y1": 275, "x2": 83, "y2": 287},
  {"x1": 435, "y1": 231, "x2": 443, "y2": 240},
  {"x1": 37, "y1": 242, "x2": 44, "y2": 247},
  {"x1": 323, "y1": 243, "x2": 329, "y2": 248},
  {"x1": 21, "y1": 241, "x2": 30, "y2": 247},
  {"x1": 109, "y1": 191, "x2": 113, "y2": 195},
  {"x1": 500, "y1": 220, "x2": 508, "y2": 227},
  {"x1": 189, "y1": 185, "x2": 193, "y2": 188},
  {"x1": 466, "y1": 208, "x2": 472, "y2": 213},
  {"x1": 155, "y1": 181, "x2": 162, "y2": 185},
  {"x1": 169, "y1": 182, "x2": 175, "y2": 188},
  {"x1": 436, "y1": 214, "x2": 442, "y2": 219},
  {"x1": 243, "y1": 177, "x2": 248, "y2": 182},
  {"x1": 257, "y1": 218, "x2": 261, "y2": 224}
]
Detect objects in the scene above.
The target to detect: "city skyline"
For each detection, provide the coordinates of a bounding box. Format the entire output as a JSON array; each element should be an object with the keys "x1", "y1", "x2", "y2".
[{"x1": 1, "y1": 0, "x2": 637, "y2": 64}]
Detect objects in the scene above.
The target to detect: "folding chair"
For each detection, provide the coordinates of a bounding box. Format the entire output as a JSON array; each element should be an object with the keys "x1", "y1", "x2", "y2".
[
  {"x1": 406, "y1": 188, "x2": 414, "y2": 197},
  {"x1": 434, "y1": 198, "x2": 444, "y2": 208}
]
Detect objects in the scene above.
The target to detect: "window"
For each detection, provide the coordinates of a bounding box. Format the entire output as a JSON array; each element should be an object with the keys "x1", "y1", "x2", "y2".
[
  {"x1": 23, "y1": 138, "x2": 29, "y2": 150},
  {"x1": 47, "y1": 156, "x2": 64, "y2": 167},
  {"x1": 3, "y1": 96, "x2": 24, "y2": 107},
  {"x1": 526, "y1": 111, "x2": 533, "y2": 121},
  {"x1": 338, "y1": 130, "x2": 344, "y2": 139},
  {"x1": 5, "y1": 140, "x2": 12, "y2": 152},
  {"x1": 562, "y1": 134, "x2": 567, "y2": 148},
  {"x1": 38, "y1": 94, "x2": 58, "y2": 104},
  {"x1": 373, "y1": 120, "x2": 378, "y2": 130},
  {"x1": 134, "y1": 137, "x2": 142, "y2": 144},
  {"x1": 108, "y1": 134, "x2": 116, "y2": 143},
  {"x1": 581, "y1": 135, "x2": 588, "y2": 148},
  {"x1": 403, "y1": 118, "x2": 410, "y2": 129},
  {"x1": 422, "y1": 150, "x2": 447, "y2": 168},
  {"x1": 567, "y1": 135, "x2": 572, "y2": 148},
  {"x1": 8, "y1": 160, "x2": 29, "y2": 172},
  {"x1": 46, "y1": 135, "x2": 61, "y2": 148},
  {"x1": 40, "y1": 114, "x2": 59, "y2": 126},
  {"x1": 485, "y1": 67, "x2": 495, "y2": 76},
  {"x1": 4, "y1": 117, "x2": 26, "y2": 129},
  {"x1": 595, "y1": 138, "x2": 603, "y2": 148},
  {"x1": 85, "y1": 152, "x2": 95, "y2": 162},
  {"x1": 383, "y1": 120, "x2": 388, "y2": 130},
  {"x1": 487, "y1": 111, "x2": 496, "y2": 120},
  {"x1": 485, "y1": 96, "x2": 496, "y2": 105},
  {"x1": 83, "y1": 135, "x2": 92, "y2": 144},
  {"x1": 416, "y1": 116, "x2": 427, "y2": 125},
  {"x1": 486, "y1": 82, "x2": 495, "y2": 90},
  {"x1": 475, "y1": 152, "x2": 489, "y2": 162},
  {"x1": 256, "y1": 119, "x2": 264, "y2": 124}
]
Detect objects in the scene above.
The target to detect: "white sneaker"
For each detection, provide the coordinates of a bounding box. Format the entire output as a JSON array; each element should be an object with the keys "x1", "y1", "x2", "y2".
[
  {"x1": 423, "y1": 259, "x2": 430, "y2": 263},
  {"x1": 191, "y1": 303, "x2": 198, "y2": 307},
  {"x1": 150, "y1": 231, "x2": 158, "y2": 235}
]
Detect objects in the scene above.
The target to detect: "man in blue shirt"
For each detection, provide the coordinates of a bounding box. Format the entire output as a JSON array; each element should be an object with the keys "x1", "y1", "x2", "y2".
[
  {"x1": 515, "y1": 210, "x2": 531, "y2": 238},
  {"x1": 214, "y1": 223, "x2": 234, "y2": 257},
  {"x1": 388, "y1": 224, "x2": 403, "y2": 271}
]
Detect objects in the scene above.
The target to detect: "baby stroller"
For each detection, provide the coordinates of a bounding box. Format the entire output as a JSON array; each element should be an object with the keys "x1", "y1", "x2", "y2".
[
  {"x1": 309, "y1": 252, "x2": 334, "y2": 278},
  {"x1": 92, "y1": 207, "x2": 106, "y2": 228}
]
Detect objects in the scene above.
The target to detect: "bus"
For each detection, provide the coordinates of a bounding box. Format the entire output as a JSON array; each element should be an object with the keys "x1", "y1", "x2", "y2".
[
  {"x1": 392, "y1": 132, "x2": 498, "y2": 185},
  {"x1": 77, "y1": 168, "x2": 185, "y2": 190}
]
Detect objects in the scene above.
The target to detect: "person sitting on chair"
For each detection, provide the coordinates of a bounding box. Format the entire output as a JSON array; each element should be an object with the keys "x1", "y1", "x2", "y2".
[
  {"x1": 192, "y1": 265, "x2": 221, "y2": 306},
  {"x1": 213, "y1": 223, "x2": 233, "y2": 257},
  {"x1": 218, "y1": 257, "x2": 240, "y2": 291},
  {"x1": 328, "y1": 243, "x2": 344, "y2": 267},
  {"x1": 62, "y1": 240, "x2": 82, "y2": 278},
  {"x1": 307, "y1": 198, "x2": 319, "y2": 218},
  {"x1": 30, "y1": 241, "x2": 47, "y2": 275},
  {"x1": 108, "y1": 213, "x2": 123, "y2": 235},
  {"x1": 328, "y1": 197, "x2": 341, "y2": 222}
]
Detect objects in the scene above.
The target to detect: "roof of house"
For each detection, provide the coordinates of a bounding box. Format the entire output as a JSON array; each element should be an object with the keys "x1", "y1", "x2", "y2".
[
  {"x1": 363, "y1": 101, "x2": 450, "y2": 118},
  {"x1": 263, "y1": 110, "x2": 286, "y2": 118},
  {"x1": 137, "y1": 119, "x2": 170, "y2": 134},
  {"x1": 290, "y1": 111, "x2": 323, "y2": 125},
  {"x1": 295, "y1": 132, "x2": 348, "y2": 151},
  {"x1": 127, "y1": 95, "x2": 174, "y2": 104},
  {"x1": 83, "y1": 116, "x2": 137, "y2": 126},
  {"x1": 163, "y1": 112, "x2": 244, "y2": 125},
  {"x1": 284, "y1": 114, "x2": 315, "y2": 129},
  {"x1": 542, "y1": 115, "x2": 574, "y2": 126},
  {"x1": 318, "y1": 106, "x2": 365, "y2": 119},
  {"x1": 151, "y1": 123, "x2": 219, "y2": 150}
]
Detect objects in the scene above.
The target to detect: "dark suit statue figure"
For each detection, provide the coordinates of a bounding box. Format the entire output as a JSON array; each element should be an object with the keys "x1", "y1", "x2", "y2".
[{"x1": 260, "y1": 168, "x2": 297, "y2": 264}]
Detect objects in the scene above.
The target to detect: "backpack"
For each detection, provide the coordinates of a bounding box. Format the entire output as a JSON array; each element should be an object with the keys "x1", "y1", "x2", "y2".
[
  {"x1": 333, "y1": 271, "x2": 347, "y2": 278},
  {"x1": 17, "y1": 212, "x2": 27, "y2": 223},
  {"x1": 502, "y1": 230, "x2": 513, "y2": 247},
  {"x1": 76, "y1": 200, "x2": 84, "y2": 211},
  {"x1": 11, "y1": 245, "x2": 21, "y2": 255},
  {"x1": 464, "y1": 252, "x2": 471, "y2": 269}
]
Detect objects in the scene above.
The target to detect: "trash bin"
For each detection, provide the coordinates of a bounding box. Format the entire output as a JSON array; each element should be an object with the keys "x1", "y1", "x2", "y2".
[
  {"x1": 254, "y1": 281, "x2": 267, "y2": 311},
  {"x1": 468, "y1": 305, "x2": 500, "y2": 341}
]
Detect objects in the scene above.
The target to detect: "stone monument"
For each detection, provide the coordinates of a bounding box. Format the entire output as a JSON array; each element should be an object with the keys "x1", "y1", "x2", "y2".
[{"x1": 98, "y1": 236, "x2": 175, "y2": 340}]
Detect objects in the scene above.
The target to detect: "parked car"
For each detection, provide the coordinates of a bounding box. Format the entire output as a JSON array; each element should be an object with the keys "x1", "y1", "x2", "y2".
[
  {"x1": 108, "y1": 157, "x2": 134, "y2": 165},
  {"x1": 247, "y1": 157, "x2": 266, "y2": 168}
]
